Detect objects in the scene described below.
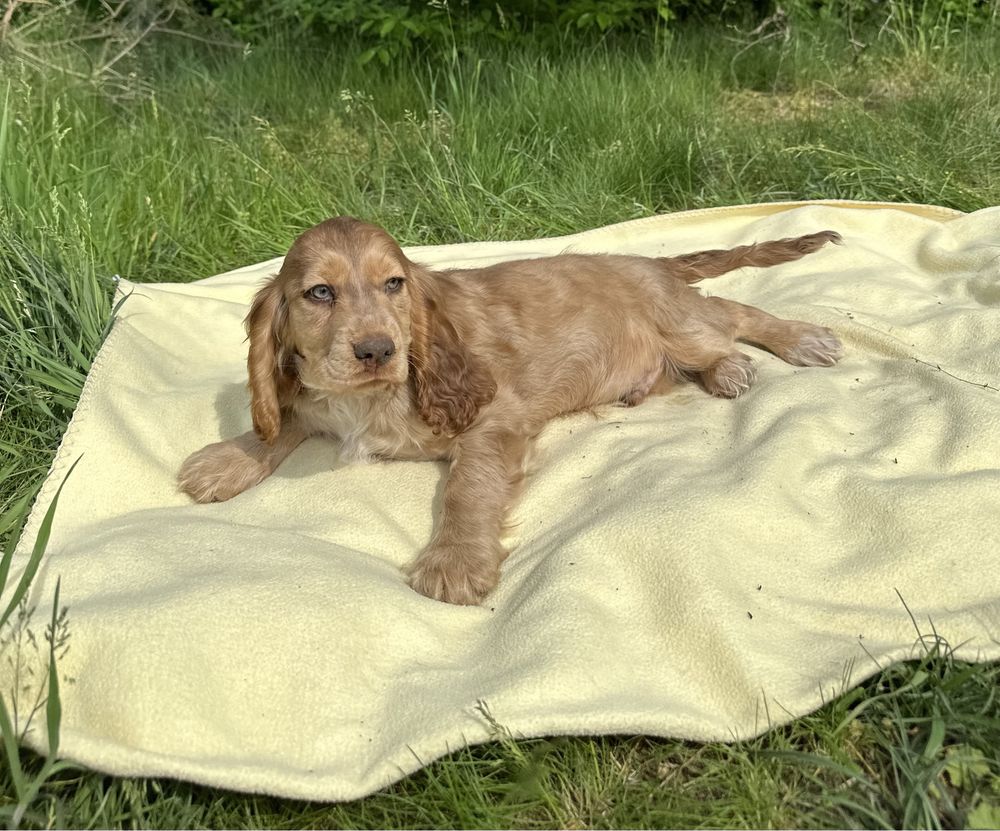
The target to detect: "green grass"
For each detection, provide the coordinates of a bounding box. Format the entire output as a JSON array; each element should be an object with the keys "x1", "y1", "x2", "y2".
[{"x1": 2, "y1": 5, "x2": 999, "y2": 827}]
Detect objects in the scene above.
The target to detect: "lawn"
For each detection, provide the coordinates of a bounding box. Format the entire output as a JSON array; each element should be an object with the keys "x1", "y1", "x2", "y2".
[{"x1": 1, "y1": 1, "x2": 999, "y2": 827}]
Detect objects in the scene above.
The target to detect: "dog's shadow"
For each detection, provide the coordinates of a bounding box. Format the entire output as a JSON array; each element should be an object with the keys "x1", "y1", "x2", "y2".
[
  {"x1": 212, "y1": 381, "x2": 255, "y2": 438},
  {"x1": 211, "y1": 381, "x2": 449, "y2": 521}
]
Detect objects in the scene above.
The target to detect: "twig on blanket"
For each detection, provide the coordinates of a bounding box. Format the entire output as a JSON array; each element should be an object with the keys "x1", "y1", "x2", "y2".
[
  {"x1": 835, "y1": 309, "x2": 998, "y2": 392},
  {"x1": 910, "y1": 357, "x2": 999, "y2": 393}
]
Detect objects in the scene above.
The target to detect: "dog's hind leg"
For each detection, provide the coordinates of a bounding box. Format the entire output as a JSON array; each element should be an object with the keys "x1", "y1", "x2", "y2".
[
  {"x1": 655, "y1": 298, "x2": 840, "y2": 400},
  {"x1": 706, "y1": 297, "x2": 843, "y2": 368},
  {"x1": 657, "y1": 322, "x2": 759, "y2": 400}
]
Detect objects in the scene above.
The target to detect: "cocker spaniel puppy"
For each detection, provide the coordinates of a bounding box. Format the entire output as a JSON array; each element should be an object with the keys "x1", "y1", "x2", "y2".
[{"x1": 179, "y1": 218, "x2": 842, "y2": 605}]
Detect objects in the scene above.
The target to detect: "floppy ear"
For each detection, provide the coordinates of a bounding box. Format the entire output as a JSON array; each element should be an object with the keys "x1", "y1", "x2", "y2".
[
  {"x1": 245, "y1": 279, "x2": 296, "y2": 444},
  {"x1": 407, "y1": 269, "x2": 496, "y2": 437}
]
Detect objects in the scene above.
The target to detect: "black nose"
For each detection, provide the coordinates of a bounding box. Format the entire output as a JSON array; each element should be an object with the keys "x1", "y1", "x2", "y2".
[{"x1": 353, "y1": 336, "x2": 396, "y2": 367}]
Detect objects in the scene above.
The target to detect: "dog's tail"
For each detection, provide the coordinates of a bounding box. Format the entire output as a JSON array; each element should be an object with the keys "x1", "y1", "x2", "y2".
[{"x1": 659, "y1": 230, "x2": 842, "y2": 284}]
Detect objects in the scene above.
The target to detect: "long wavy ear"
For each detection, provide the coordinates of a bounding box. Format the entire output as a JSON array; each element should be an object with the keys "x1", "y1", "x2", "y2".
[
  {"x1": 245, "y1": 279, "x2": 295, "y2": 444},
  {"x1": 408, "y1": 267, "x2": 496, "y2": 436}
]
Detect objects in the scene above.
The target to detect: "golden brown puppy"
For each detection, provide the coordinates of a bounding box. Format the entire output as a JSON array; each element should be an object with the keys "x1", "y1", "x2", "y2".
[{"x1": 179, "y1": 218, "x2": 843, "y2": 605}]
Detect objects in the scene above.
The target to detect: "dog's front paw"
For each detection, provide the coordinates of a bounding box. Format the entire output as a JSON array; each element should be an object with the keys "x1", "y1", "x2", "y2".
[
  {"x1": 407, "y1": 541, "x2": 504, "y2": 606},
  {"x1": 178, "y1": 440, "x2": 269, "y2": 503}
]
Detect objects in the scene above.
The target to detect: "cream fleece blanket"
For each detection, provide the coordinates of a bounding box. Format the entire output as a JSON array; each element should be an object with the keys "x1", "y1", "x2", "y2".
[{"x1": 7, "y1": 201, "x2": 1000, "y2": 801}]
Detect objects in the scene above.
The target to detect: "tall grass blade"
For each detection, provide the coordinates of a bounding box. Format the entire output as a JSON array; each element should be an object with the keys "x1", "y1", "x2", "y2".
[
  {"x1": 46, "y1": 576, "x2": 61, "y2": 759},
  {"x1": 0, "y1": 693, "x2": 26, "y2": 803},
  {"x1": 0, "y1": 82, "x2": 10, "y2": 189},
  {"x1": 0, "y1": 487, "x2": 38, "y2": 590},
  {"x1": 0, "y1": 455, "x2": 82, "y2": 629},
  {"x1": 0, "y1": 466, "x2": 77, "y2": 829}
]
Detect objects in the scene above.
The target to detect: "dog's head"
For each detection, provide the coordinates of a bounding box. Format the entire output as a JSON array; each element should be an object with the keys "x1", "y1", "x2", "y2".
[{"x1": 246, "y1": 217, "x2": 495, "y2": 443}]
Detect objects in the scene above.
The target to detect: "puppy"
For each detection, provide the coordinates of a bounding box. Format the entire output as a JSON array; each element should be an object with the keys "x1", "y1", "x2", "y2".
[{"x1": 179, "y1": 218, "x2": 842, "y2": 604}]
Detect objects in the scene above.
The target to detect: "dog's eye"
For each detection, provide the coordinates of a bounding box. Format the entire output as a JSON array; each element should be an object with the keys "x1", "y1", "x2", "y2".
[
  {"x1": 385, "y1": 276, "x2": 404, "y2": 294},
  {"x1": 305, "y1": 285, "x2": 334, "y2": 303}
]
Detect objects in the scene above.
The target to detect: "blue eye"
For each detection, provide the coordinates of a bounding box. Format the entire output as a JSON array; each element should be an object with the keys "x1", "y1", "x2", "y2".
[
  {"x1": 385, "y1": 277, "x2": 404, "y2": 293},
  {"x1": 306, "y1": 285, "x2": 334, "y2": 302}
]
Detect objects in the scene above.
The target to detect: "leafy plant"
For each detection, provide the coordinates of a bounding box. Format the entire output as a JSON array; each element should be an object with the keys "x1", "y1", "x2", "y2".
[{"x1": 204, "y1": 0, "x2": 747, "y2": 61}]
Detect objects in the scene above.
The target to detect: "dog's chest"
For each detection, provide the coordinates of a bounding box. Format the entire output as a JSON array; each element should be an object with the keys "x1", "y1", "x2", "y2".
[{"x1": 293, "y1": 389, "x2": 446, "y2": 464}]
